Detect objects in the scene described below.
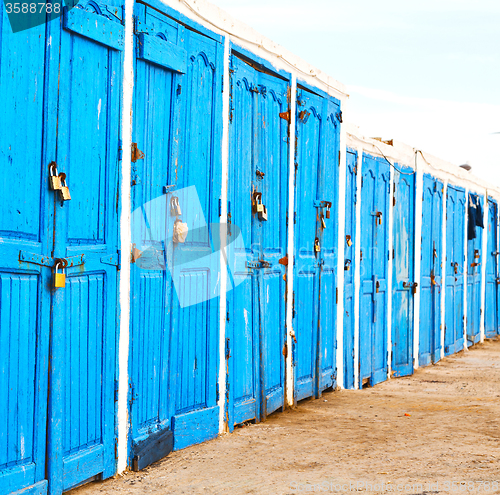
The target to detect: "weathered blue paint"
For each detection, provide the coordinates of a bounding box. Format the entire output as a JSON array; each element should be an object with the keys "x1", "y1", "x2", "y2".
[
  {"x1": 1, "y1": 1, "x2": 122, "y2": 493},
  {"x1": 466, "y1": 194, "x2": 484, "y2": 346},
  {"x1": 358, "y1": 154, "x2": 390, "y2": 387},
  {"x1": 343, "y1": 150, "x2": 357, "y2": 389},
  {"x1": 292, "y1": 85, "x2": 340, "y2": 401},
  {"x1": 444, "y1": 185, "x2": 466, "y2": 356},
  {"x1": 226, "y1": 53, "x2": 289, "y2": 429},
  {"x1": 0, "y1": 4, "x2": 50, "y2": 494},
  {"x1": 485, "y1": 198, "x2": 499, "y2": 338},
  {"x1": 419, "y1": 175, "x2": 444, "y2": 366},
  {"x1": 129, "y1": 3, "x2": 223, "y2": 459},
  {"x1": 391, "y1": 165, "x2": 416, "y2": 377}
]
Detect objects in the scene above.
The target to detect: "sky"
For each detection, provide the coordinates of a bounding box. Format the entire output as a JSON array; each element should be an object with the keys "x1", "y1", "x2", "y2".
[{"x1": 208, "y1": 0, "x2": 500, "y2": 185}]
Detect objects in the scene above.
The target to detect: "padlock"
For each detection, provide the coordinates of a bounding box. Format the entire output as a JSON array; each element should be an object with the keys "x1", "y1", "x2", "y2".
[
  {"x1": 346, "y1": 235, "x2": 352, "y2": 247},
  {"x1": 344, "y1": 259, "x2": 351, "y2": 271},
  {"x1": 258, "y1": 205, "x2": 268, "y2": 221},
  {"x1": 321, "y1": 214, "x2": 326, "y2": 229},
  {"x1": 58, "y1": 173, "x2": 71, "y2": 201},
  {"x1": 412, "y1": 283, "x2": 418, "y2": 295},
  {"x1": 49, "y1": 162, "x2": 61, "y2": 190},
  {"x1": 326, "y1": 208, "x2": 330, "y2": 219},
  {"x1": 170, "y1": 196, "x2": 182, "y2": 216},
  {"x1": 376, "y1": 281, "x2": 380, "y2": 293},
  {"x1": 54, "y1": 263, "x2": 66, "y2": 288},
  {"x1": 314, "y1": 238, "x2": 320, "y2": 252},
  {"x1": 377, "y1": 212, "x2": 382, "y2": 225}
]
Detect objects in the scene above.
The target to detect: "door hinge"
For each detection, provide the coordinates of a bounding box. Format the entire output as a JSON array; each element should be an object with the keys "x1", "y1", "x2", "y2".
[
  {"x1": 338, "y1": 150, "x2": 341, "y2": 166},
  {"x1": 282, "y1": 343, "x2": 288, "y2": 359},
  {"x1": 279, "y1": 110, "x2": 290, "y2": 122},
  {"x1": 114, "y1": 380, "x2": 119, "y2": 402},
  {"x1": 216, "y1": 383, "x2": 220, "y2": 402},
  {"x1": 118, "y1": 139, "x2": 122, "y2": 161},
  {"x1": 101, "y1": 251, "x2": 121, "y2": 270},
  {"x1": 393, "y1": 195, "x2": 396, "y2": 206},
  {"x1": 294, "y1": 212, "x2": 297, "y2": 224},
  {"x1": 131, "y1": 143, "x2": 145, "y2": 163},
  {"x1": 225, "y1": 338, "x2": 231, "y2": 359},
  {"x1": 292, "y1": 291, "x2": 296, "y2": 319},
  {"x1": 393, "y1": 249, "x2": 395, "y2": 259},
  {"x1": 336, "y1": 287, "x2": 338, "y2": 304}
]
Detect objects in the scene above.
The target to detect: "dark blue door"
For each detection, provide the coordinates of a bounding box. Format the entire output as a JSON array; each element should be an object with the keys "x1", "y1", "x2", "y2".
[
  {"x1": 359, "y1": 154, "x2": 390, "y2": 387},
  {"x1": 485, "y1": 199, "x2": 499, "y2": 338},
  {"x1": 293, "y1": 86, "x2": 340, "y2": 401},
  {"x1": 466, "y1": 194, "x2": 483, "y2": 346},
  {"x1": 391, "y1": 166, "x2": 415, "y2": 377},
  {"x1": 129, "y1": 4, "x2": 223, "y2": 457},
  {"x1": 444, "y1": 185, "x2": 466, "y2": 356},
  {"x1": 419, "y1": 175, "x2": 443, "y2": 366},
  {"x1": 0, "y1": 6, "x2": 51, "y2": 494},
  {"x1": 226, "y1": 54, "x2": 289, "y2": 428},
  {"x1": 343, "y1": 150, "x2": 357, "y2": 389}
]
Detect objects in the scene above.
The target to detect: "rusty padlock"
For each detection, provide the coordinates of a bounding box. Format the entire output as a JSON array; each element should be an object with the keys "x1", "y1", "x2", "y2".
[
  {"x1": 58, "y1": 173, "x2": 71, "y2": 201},
  {"x1": 314, "y1": 238, "x2": 321, "y2": 253}
]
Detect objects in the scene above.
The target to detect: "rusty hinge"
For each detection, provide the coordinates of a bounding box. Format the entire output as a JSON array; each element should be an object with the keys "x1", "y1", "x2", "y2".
[
  {"x1": 360, "y1": 249, "x2": 363, "y2": 261},
  {"x1": 279, "y1": 255, "x2": 288, "y2": 266},
  {"x1": 336, "y1": 287, "x2": 338, "y2": 304},
  {"x1": 282, "y1": 343, "x2": 288, "y2": 358},
  {"x1": 131, "y1": 143, "x2": 145, "y2": 163},
  {"x1": 279, "y1": 110, "x2": 290, "y2": 122},
  {"x1": 393, "y1": 195, "x2": 396, "y2": 206}
]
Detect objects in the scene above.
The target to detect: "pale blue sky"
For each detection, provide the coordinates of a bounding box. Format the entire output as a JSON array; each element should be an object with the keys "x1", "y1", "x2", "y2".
[{"x1": 209, "y1": 0, "x2": 500, "y2": 183}]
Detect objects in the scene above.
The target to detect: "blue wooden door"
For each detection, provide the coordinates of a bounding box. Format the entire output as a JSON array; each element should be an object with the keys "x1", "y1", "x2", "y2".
[
  {"x1": 226, "y1": 54, "x2": 289, "y2": 428},
  {"x1": 391, "y1": 166, "x2": 415, "y2": 377},
  {"x1": 466, "y1": 194, "x2": 483, "y2": 346},
  {"x1": 485, "y1": 199, "x2": 499, "y2": 338},
  {"x1": 293, "y1": 86, "x2": 340, "y2": 402},
  {"x1": 444, "y1": 185, "x2": 466, "y2": 356},
  {"x1": 129, "y1": 4, "x2": 223, "y2": 457},
  {"x1": 359, "y1": 155, "x2": 390, "y2": 387},
  {"x1": 419, "y1": 175, "x2": 443, "y2": 366},
  {"x1": 343, "y1": 150, "x2": 357, "y2": 389},
  {"x1": 0, "y1": 7, "x2": 51, "y2": 494},
  {"x1": 48, "y1": 3, "x2": 123, "y2": 492}
]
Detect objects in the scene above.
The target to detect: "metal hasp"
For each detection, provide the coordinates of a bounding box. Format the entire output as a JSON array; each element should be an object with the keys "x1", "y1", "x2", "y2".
[
  {"x1": 19, "y1": 251, "x2": 86, "y2": 268},
  {"x1": 246, "y1": 260, "x2": 271, "y2": 270}
]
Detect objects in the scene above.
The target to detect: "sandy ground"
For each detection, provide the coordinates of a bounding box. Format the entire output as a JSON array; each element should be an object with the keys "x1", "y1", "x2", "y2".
[{"x1": 74, "y1": 338, "x2": 500, "y2": 495}]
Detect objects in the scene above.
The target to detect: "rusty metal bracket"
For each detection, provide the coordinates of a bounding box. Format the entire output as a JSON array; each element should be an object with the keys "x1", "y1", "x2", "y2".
[
  {"x1": 298, "y1": 110, "x2": 310, "y2": 123},
  {"x1": 279, "y1": 110, "x2": 290, "y2": 122},
  {"x1": 279, "y1": 255, "x2": 288, "y2": 266},
  {"x1": 131, "y1": 143, "x2": 145, "y2": 162},
  {"x1": 19, "y1": 251, "x2": 85, "y2": 268}
]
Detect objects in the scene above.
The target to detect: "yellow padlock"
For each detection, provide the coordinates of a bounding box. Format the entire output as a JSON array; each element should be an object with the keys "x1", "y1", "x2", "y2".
[{"x1": 54, "y1": 263, "x2": 66, "y2": 288}]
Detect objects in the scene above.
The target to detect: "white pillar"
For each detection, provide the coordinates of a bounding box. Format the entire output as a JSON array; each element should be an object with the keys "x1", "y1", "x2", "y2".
[
  {"x1": 354, "y1": 148, "x2": 363, "y2": 388},
  {"x1": 413, "y1": 154, "x2": 423, "y2": 369}
]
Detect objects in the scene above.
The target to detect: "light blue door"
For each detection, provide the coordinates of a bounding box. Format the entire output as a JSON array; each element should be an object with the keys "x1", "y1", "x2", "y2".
[
  {"x1": 1, "y1": 2, "x2": 123, "y2": 493},
  {"x1": 485, "y1": 199, "x2": 499, "y2": 338},
  {"x1": 444, "y1": 185, "x2": 466, "y2": 356},
  {"x1": 0, "y1": 6, "x2": 51, "y2": 494},
  {"x1": 293, "y1": 85, "x2": 340, "y2": 402},
  {"x1": 391, "y1": 166, "x2": 415, "y2": 377},
  {"x1": 359, "y1": 154, "x2": 390, "y2": 387},
  {"x1": 226, "y1": 53, "x2": 289, "y2": 429},
  {"x1": 49, "y1": 3, "x2": 123, "y2": 492},
  {"x1": 343, "y1": 150, "x2": 357, "y2": 389},
  {"x1": 129, "y1": 4, "x2": 223, "y2": 459},
  {"x1": 419, "y1": 175, "x2": 443, "y2": 366},
  {"x1": 466, "y1": 194, "x2": 483, "y2": 346}
]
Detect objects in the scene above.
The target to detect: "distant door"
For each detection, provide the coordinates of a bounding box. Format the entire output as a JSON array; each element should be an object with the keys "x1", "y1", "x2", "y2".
[
  {"x1": 226, "y1": 54, "x2": 289, "y2": 429},
  {"x1": 419, "y1": 175, "x2": 443, "y2": 366},
  {"x1": 293, "y1": 85, "x2": 341, "y2": 401},
  {"x1": 391, "y1": 166, "x2": 416, "y2": 377},
  {"x1": 466, "y1": 194, "x2": 484, "y2": 346},
  {"x1": 358, "y1": 154, "x2": 390, "y2": 387},
  {"x1": 343, "y1": 150, "x2": 357, "y2": 389},
  {"x1": 129, "y1": 4, "x2": 223, "y2": 458},
  {"x1": 485, "y1": 199, "x2": 499, "y2": 338},
  {"x1": 444, "y1": 185, "x2": 466, "y2": 356}
]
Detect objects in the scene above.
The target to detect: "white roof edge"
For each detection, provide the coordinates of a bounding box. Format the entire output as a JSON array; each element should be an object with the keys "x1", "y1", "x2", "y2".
[
  {"x1": 161, "y1": 0, "x2": 348, "y2": 101},
  {"x1": 346, "y1": 122, "x2": 500, "y2": 200}
]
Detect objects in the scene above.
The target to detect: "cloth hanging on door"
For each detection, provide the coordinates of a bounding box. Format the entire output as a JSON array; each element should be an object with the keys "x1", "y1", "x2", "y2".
[
  {"x1": 475, "y1": 195, "x2": 484, "y2": 228},
  {"x1": 468, "y1": 193, "x2": 477, "y2": 240}
]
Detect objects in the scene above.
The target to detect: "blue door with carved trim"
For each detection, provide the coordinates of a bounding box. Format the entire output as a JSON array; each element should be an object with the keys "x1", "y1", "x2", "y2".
[
  {"x1": 293, "y1": 84, "x2": 340, "y2": 402},
  {"x1": 343, "y1": 150, "x2": 357, "y2": 389},
  {"x1": 226, "y1": 53, "x2": 289, "y2": 429},
  {"x1": 444, "y1": 185, "x2": 466, "y2": 356},
  {"x1": 391, "y1": 165, "x2": 415, "y2": 377},
  {"x1": 129, "y1": 3, "x2": 223, "y2": 462},
  {"x1": 485, "y1": 198, "x2": 499, "y2": 338},
  {"x1": 1, "y1": 1, "x2": 123, "y2": 493},
  {"x1": 419, "y1": 174, "x2": 443, "y2": 366},
  {"x1": 358, "y1": 154, "x2": 390, "y2": 387}
]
